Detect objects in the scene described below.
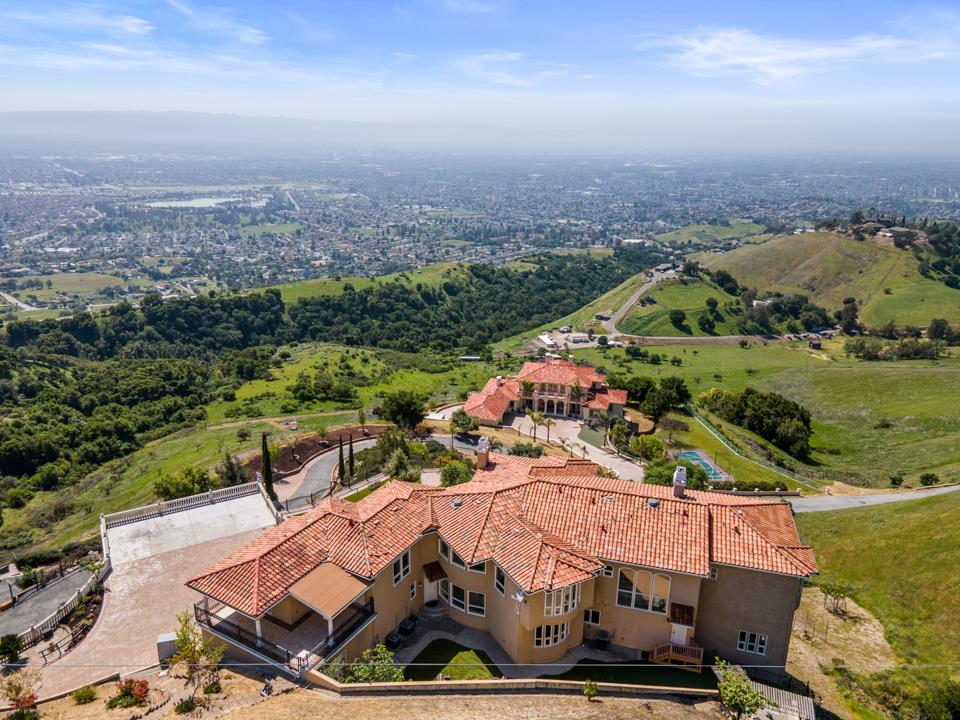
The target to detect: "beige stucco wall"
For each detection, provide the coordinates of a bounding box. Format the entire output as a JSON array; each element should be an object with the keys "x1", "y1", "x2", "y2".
[
  {"x1": 268, "y1": 595, "x2": 312, "y2": 627},
  {"x1": 695, "y1": 565, "x2": 803, "y2": 670},
  {"x1": 587, "y1": 563, "x2": 701, "y2": 653}
]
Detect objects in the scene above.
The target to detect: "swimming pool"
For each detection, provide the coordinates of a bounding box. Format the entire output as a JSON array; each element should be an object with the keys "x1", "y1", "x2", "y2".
[{"x1": 677, "y1": 449, "x2": 730, "y2": 482}]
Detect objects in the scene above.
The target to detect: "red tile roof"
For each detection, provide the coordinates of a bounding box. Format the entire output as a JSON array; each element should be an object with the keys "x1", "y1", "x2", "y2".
[
  {"x1": 515, "y1": 359, "x2": 605, "y2": 387},
  {"x1": 188, "y1": 454, "x2": 816, "y2": 616},
  {"x1": 584, "y1": 388, "x2": 628, "y2": 410},
  {"x1": 463, "y1": 377, "x2": 519, "y2": 422}
]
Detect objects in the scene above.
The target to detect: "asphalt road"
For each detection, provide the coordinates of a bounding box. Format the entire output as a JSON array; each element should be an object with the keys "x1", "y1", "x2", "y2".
[
  {"x1": 789, "y1": 483, "x2": 960, "y2": 512},
  {"x1": 0, "y1": 568, "x2": 93, "y2": 636}
]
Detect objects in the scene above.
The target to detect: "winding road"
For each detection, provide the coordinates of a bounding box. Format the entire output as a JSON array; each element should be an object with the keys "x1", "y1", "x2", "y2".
[
  {"x1": 788, "y1": 484, "x2": 960, "y2": 512},
  {"x1": 0, "y1": 290, "x2": 37, "y2": 312}
]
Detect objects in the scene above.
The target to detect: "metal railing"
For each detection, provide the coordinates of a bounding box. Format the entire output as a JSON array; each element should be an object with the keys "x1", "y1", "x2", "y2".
[
  {"x1": 301, "y1": 599, "x2": 376, "y2": 669},
  {"x1": 194, "y1": 600, "x2": 305, "y2": 675}
]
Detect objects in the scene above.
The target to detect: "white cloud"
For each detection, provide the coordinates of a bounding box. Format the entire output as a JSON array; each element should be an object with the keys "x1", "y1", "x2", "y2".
[
  {"x1": 452, "y1": 51, "x2": 570, "y2": 87},
  {"x1": 0, "y1": 5, "x2": 153, "y2": 35},
  {"x1": 642, "y1": 26, "x2": 959, "y2": 84},
  {"x1": 165, "y1": 0, "x2": 268, "y2": 45}
]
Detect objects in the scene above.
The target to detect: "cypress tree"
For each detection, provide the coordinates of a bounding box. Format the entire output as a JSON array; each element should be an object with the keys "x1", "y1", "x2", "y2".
[
  {"x1": 338, "y1": 435, "x2": 345, "y2": 487},
  {"x1": 348, "y1": 435, "x2": 355, "y2": 485},
  {"x1": 261, "y1": 432, "x2": 276, "y2": 501}
]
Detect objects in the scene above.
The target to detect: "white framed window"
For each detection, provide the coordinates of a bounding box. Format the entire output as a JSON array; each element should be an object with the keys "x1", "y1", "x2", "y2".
[
  {"x1": 468, "y1": 561, "x2": 486, "y2": 574},
  {"x1": 584, "y1": 609, "x2": 601, "y2": 625},
  {"x1": 495, "y1": 567, "x2": 505, "y2": 596},
  {"x1": 534, "y1": 622, "x2": 569, "y2": 648},
  {"x1": 393, "y1": 550, "x2": 411, "y2": 585},
  {"x1": 602, "y1": 565, "x2": 614, "y2": 577},
  {"x1": 709, "y1": 566, "x2": 719, "y2": 580},
  {"x1": 439, "y1": 538, "x2": 449, "y2": 558},
  {"x1": 467, "y1": 591, "x2": 486, "y2": 616},
  {"x1": 451, "y1": 584, "x2": 466, "y2": 611},
  {"x1": 616, "y1": 569, "x2": 669, "y2": 614},
  {"x1": 410, "y1": 582, "x2": 417, "y2": 600},
  {"x1": 450, "y1": 550, "x2": 466, "y2": 569},
  {"x1": 439, "y1": 578, "x2": 449, "y2": 603},
  {"x1": 737, "y1": 630, "x2": 767, "y2": 656},
  {"x1": 544, "y1": 584, "x2": 580, "y2": 616}
]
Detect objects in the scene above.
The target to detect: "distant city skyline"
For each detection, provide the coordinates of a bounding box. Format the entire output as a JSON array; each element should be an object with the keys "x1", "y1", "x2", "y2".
[{"x1": 1, "y1": 0, "x2": 959, "y2": 153}]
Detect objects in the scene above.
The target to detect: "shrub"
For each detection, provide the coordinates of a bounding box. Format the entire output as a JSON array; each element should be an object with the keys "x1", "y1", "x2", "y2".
[
  {"x1": 0, "y1": 633, "x2": 23, "y2": 663},
  {"x1": 440, "y1": 460, "x2": 472, "y2": 487},
  {"x1": 175, "y1": 697, "x2": 197, "y2": 714},
  {"x1": 583, "y1": 679, "x2": 599, "y2": 702},
  {"x1": 203, "y1": 680, "x2": 222, "y2": 694},
  {"x1": 919, "y1": 472, "x2": 940, "y2": 486},
  {"x1": 71, "y1": 685, "x2": 97, "y2": 705},
  {"x1": 344, "y1": 644, "x2": 404, "y2": 683},
  {"x1": 508, "y1": 442, "x2": 543, "y2": 458},
  {"x1": 105, "y1": 679, "x2": 149, "y2": 709}
]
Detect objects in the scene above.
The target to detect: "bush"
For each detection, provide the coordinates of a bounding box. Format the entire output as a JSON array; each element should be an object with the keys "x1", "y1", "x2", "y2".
[
  {"x1": 919, "y1": 472, "x2": 940, "y2": 486},
  {"x1": 71, "y1": 685, "x2": 97, "y2": 705},
  {"x1": 203, "y1": 680, "x2": 222, "y2": 694},
  {"x1": 105, "y1": 679, "x2": 149, "y2": 709},
  {"x1": 583, "y1": 679, "x2": 599, "y2": 702},
  {"x1": 0, "y1": 634, "x2": 22, "y2": 663},
  {"x1": 175, "y1": 697, "x2": 197, "y2": 714},
  {"x1": 508, "y1": 442, "x2": 543, "y2": 458},
  {"x1": 440, "y1": 460, "x2": 472, "y2": 487}
]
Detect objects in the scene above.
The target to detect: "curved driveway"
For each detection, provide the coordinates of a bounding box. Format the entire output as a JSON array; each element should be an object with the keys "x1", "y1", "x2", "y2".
[
  {"x1": 283, "y1": 438, "x2": 379, "y2": 501},
  {"x1": 789, "y1": 484, "x2": 960, "y2": 512}
]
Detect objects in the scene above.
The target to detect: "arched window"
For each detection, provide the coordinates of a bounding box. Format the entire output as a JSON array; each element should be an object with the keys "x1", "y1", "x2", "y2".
[
  {"x1": 616, "y1": 569, "x2": 651, "y2": 610},
  {"x1": 652, "y1": 573, "x2": 670, "y2": 614}
]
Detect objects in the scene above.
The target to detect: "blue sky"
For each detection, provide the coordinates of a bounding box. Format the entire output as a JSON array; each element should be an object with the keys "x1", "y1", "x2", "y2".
[{"x1": 1, "y1": 0, "x2": 959, "y2": 151}]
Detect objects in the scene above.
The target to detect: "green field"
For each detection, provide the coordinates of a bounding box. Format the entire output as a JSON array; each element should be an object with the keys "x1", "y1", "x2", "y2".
[
  {"x1": 206, "y1": 342, "x2": 501, "y2": 423},
  {"x1": 574, "y1": 342, "x2": 960, "y2": 487},
  {"x1": 698, "y1": 232, "x2": 960, "y2": 326},
  {"x1": 238, "y1": 222, "x2": 302, "y2": 237},
  {"x1": 618, "y1": 277, "x2": 741, "y2": 336},
  {"x1": 654, "y1": 220, "x2": 765, "y2": 246},
  {"x1": 797, "y1": 491, "x2": 960, "y2": 681},
  {"x1": 268, "y1": 263, "x2": 459, "y2": 305},
  {"x1": 10, "y1": 271, "x2": 129, "y2": 302}
]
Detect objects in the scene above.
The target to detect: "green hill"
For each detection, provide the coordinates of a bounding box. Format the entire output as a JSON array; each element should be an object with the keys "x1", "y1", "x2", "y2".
[
  {"x1": 618, "y1": 277, "x2": 741, "y2": 336},
  {"x1": 797, "y1": 491, "x2": 960, "y2": 693},
  {"x1": 654, "y1": 219, "x2": 766, "y2": 246},
  {"x1": 697, "y1": 232, "x2": 960, "y2": 326},
  {"x1": 268, "y1": 263, "x2": 459, "y2": 305}
]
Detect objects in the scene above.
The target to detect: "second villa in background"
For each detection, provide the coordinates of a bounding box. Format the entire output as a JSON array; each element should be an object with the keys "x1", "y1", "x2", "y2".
[{"x1": 462, "y1": 357, "x2": 627, "y2": 425}]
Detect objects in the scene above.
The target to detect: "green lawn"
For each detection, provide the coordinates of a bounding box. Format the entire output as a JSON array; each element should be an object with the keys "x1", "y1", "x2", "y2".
[
  {"x1": 797, "y1": 491, "x2": 960, "y2": 673},
  {"x1": 403, "y1": 639, "x2": 502, "y2": 681},
  {"x1": 699, "y1": 232, "x2": 960, "y2": 325},
  {"x1": 549, "y1": 659, "x2": 717, "y2": 689},
  {"x1": 238, "y1": 222, "x2": 302, "y2": 237},
  {"x1": 11, "y1": 271, "x2": 127, "y2": 301},
  {"x1": 344, "y1": 480, "x2": 385, "y2": 502},
  {"x1": 654, "y1": 220, "x2": 765, "y2": 246},
  {"x1": 618, "y1": 277, "x2": 741, "y2": 336}
]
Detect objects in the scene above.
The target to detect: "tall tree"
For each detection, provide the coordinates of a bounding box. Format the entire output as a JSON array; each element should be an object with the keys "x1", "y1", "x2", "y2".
[
  {"x1": 261, "y1": 433, "x2": 276, "y2": 501},
  {"x1": 348, "y1": 435, "x2": 355, "y2": 484},
  {"x1": 338, "y1": 436, "x2": 346, "y2": 486}
]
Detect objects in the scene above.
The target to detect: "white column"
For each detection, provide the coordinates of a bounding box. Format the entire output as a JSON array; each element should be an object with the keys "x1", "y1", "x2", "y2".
[{"x1": 255, "y1": 617, "x2": 262, "y2": 643}]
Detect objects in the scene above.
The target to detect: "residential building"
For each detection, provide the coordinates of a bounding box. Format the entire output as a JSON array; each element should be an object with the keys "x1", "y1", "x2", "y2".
[
  {"x1": 188, "y1": 450, "x2": 817, "y2": 680},
  {"x1": 462, "y1": 357, "x2": 627, "y2": 425}
]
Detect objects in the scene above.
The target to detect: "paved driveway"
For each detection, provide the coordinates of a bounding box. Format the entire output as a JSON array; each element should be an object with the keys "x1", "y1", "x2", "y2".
[
  {"x1": 0, "y1": 569, "x2": 93, "y2": 636},
  {"x1": 278, "y1": 438, "x2": 379, "y2": 502},
  {"x1": 789, "y1": 484, "x2": 960, "y2": 512},
  {"x1": 507, "y1": 415, "x2": 644, "y2": 481}
]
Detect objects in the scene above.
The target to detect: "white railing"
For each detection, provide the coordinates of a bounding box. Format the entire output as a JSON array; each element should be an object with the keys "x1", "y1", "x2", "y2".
[
  {"x1": 18, "y1": 560, "x2": 111, "y2": 648},
  {"x1": 101, "y1": 482, "x2": 261, "y2": 528}
]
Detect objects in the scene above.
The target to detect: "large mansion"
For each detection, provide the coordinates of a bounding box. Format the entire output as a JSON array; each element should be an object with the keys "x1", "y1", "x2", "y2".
[
  {"x1": 463, "y1": 357, "x2": 627, "y2": 425},
  {"x1": 188, "y1": 447, "x2": 817, "y2": 680}
]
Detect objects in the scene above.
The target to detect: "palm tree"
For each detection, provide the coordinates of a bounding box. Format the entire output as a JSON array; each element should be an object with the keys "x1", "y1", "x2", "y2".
[
  {"x1": 526, "y1": 410, "x2": 544, "y2": 442},
  {"x1": 542, "y1": 417, "x2": 555, "y2": 444}
]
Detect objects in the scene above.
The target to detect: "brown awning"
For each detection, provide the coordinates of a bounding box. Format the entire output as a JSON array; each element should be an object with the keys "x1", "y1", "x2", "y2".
[
  {"x1": 423, "y1": 561, "x2": 447, "y2": 583},
  {"x1": 669, "y1": 602, "x2": 695, "y2": 627},
  {"x1": 289, "y1": 563, "x2": 368, "y2": 618}
]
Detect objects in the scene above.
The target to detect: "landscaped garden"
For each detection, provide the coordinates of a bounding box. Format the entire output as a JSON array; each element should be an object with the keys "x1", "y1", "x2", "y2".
[{"x1": 403, "y1": 639, "x2": 502, "y2": 681}]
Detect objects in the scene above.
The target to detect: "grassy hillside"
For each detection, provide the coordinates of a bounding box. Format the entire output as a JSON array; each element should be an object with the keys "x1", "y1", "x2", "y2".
[
  {"x1": 492, "y1": 271, "x2": 650, "y2": 351},
  {"x1": 268, "y1": 263, "x2": 459, "y2": 305},
  {"x1": 654, "y1": 220, "x2": 765, "y2": 245},
  {"x1": 698, "y1": 232, "x2": 960, "y2": 326},
  {"x1": 573, "y1": 342, "x2": 960, "y2": 487},
  {"x1": 797, "y1": 491, "x2": 960, "y2": 673},
  {"x1": 618, "y1": 277, "x2": 741, "y2": 336}
]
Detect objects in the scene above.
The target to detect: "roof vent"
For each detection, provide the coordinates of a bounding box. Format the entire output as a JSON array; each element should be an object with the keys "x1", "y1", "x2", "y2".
[
  {"x1": 452, "y1": 498, "x2": 463, "y2": 508},
  {"x1": 648, "y1": 498, "x2": 660, "y2": 508}
]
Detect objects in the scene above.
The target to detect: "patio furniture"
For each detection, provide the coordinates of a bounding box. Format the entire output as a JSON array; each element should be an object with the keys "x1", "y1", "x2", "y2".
[
  {"x1": 399, "y1": 617, "x2": 417, "y2": 636},
  {"x1": 385, "y1": 631, "x2": 403, "y2": 651}
]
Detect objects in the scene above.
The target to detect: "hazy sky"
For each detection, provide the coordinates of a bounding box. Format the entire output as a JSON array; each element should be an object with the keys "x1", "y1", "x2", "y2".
[{"x1": 1, "y1": 0, "x2": 959, "y2": 152}]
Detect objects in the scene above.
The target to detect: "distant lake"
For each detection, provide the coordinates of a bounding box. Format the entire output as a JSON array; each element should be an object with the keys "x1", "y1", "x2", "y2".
[{"x1": 144, "y1": 196, "x2": 242, "y2": 208}]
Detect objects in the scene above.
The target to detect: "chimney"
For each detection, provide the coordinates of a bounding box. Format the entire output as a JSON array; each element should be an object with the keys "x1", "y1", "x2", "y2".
[
  {"x1": 496, "y1": 375, "x2": 503, "y2": 386},
  {"x1": 476, "y1": 436, "x2": 491, "y2": 469},
  {"x1": 672, "y1": 466, "x2": 687, "y2": 499}
]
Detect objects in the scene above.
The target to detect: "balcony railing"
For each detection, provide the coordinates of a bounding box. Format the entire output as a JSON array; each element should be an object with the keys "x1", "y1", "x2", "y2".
[
  {"x1": 652, "y1": 641, "x2": 704, "y2": 666},
  {"x1": 301, "y1": 599, "x2": 376, "y2": 670}
]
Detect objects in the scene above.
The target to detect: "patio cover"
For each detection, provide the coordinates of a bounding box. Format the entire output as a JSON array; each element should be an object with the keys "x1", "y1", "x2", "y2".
[
  {"x1": 422, "y1": 561, "x2": 447, "y2": 582},
  {"x1": 289, "y1": 563, "x2": 368, "y2": 618}
]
